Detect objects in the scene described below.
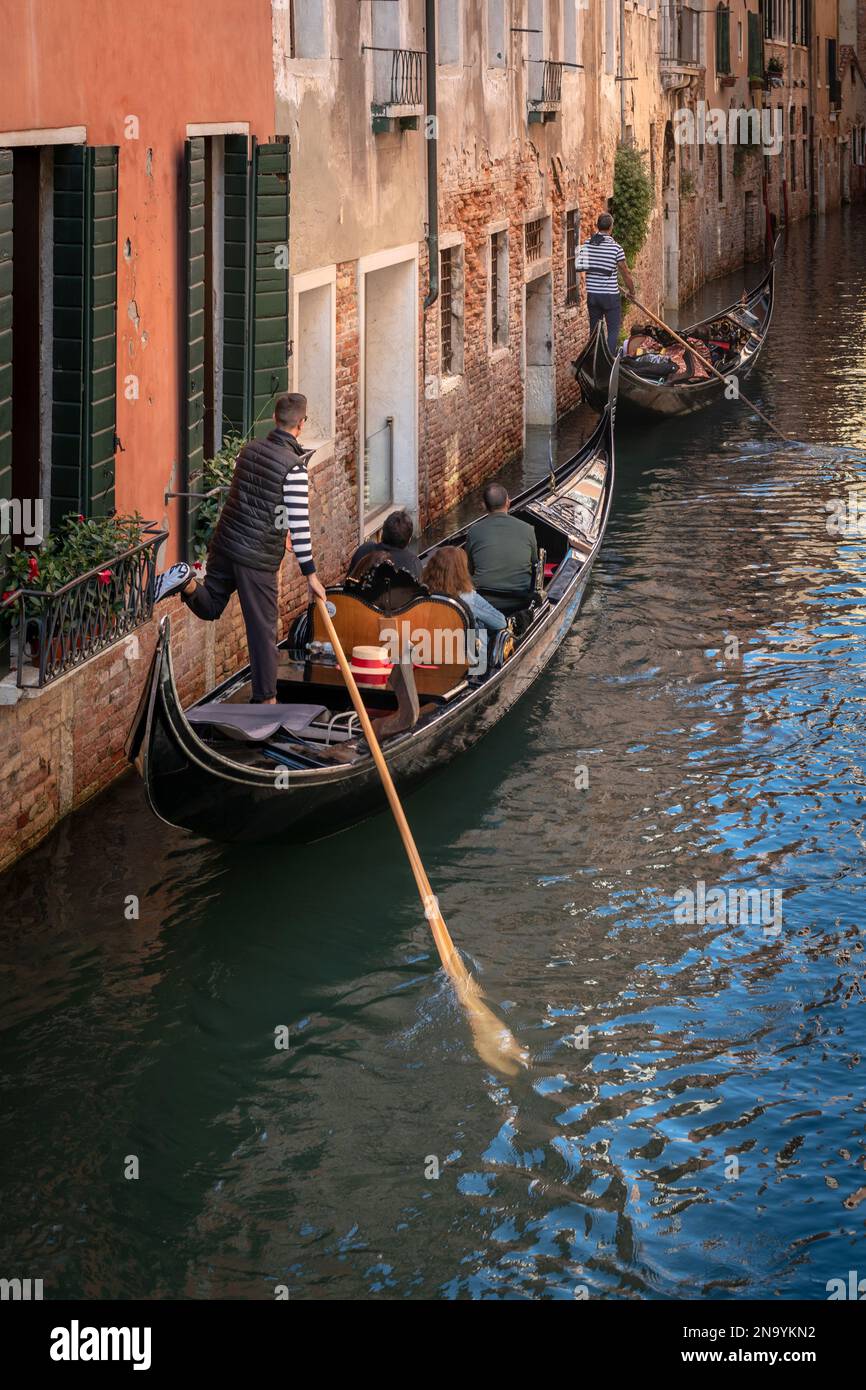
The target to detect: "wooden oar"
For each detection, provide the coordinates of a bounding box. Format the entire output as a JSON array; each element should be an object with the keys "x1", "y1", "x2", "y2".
[
  {"x1": 624, "y1": 293, "x2": 790, "y2": 443},
  {"x1": 315, "y1": 597, "x2": 527, "y2": 1076}
]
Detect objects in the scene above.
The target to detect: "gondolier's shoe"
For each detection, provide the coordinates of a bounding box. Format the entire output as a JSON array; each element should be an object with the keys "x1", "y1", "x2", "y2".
[{"x1": 154, "y1": 562, "x2": 192, "y2": 604}]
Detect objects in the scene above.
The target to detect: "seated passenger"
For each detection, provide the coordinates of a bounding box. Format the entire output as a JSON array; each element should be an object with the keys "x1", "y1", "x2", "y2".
[
  {"x1": 465, "y1": 483, "x2": 538, "y2": 615},
  {"x1": 348, "y1": 509, "x2": 423, "y2": 581},
  {"x1": 422, "y1": 545, "x2": 506, "y2": 675},
  {"x1": 347, "y1": 548, "x2": 391, "y2": 581}
]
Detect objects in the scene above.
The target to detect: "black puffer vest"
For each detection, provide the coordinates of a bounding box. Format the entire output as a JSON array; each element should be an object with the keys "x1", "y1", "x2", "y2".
[{"x1": 211, "y1": 430, "x2": 307, "y2": 572}]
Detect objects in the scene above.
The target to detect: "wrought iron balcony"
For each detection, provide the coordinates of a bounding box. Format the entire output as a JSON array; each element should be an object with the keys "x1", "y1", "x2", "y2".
[
  {"x1": 0, "y1": 523, "x2": 167, "y2": 689},
  {"x1": 365, "y1": 46, "x2": 425, "y2": 132},
  {"x1": 528, "y1": 60, "x2": 565, "y2": 124}
]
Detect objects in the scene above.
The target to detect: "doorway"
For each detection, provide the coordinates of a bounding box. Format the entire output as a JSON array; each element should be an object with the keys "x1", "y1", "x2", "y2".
[
  {"x1": 524, "y1": 272, "x2": 554, "y2": 427},
  {"x1": 362, "y1": 253, "x2": 417, "y2": 528}
]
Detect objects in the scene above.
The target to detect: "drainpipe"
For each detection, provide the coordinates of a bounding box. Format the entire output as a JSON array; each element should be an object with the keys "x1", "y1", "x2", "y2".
[
  {"x1": 421, "y1": 0, "x2": 438, "y2": 528},
  {"x1": 424, "y1": 0, "x2": 439, "y2": 311},
  {"x1": 619, "y1": 0, "x2": 627, "y2": 143}
]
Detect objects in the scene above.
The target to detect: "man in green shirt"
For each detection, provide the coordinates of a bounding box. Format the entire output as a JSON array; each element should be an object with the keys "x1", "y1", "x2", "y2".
[{"x1": 466, "y1": 483, "x2": 538, "y2": 615}]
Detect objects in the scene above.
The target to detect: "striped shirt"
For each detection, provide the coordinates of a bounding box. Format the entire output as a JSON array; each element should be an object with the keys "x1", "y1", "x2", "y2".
[
  {"x1": 581, "y1": 235, "x2": 626, "y2": 296},
  {"x1": 282, "y1": 463, "x2": 316, "y2": 575}
]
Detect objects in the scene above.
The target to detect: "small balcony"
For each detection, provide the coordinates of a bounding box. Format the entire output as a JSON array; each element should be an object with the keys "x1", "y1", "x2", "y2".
[
  {"x1": 528, "y1": 61, "x2": 563, "y2": 124},
  {"x1": 1, "y1": 520, "x2": 166, "y2": 691},
  {"x1": 366, "y1": 46, "x2": 425, "y2": 133}
]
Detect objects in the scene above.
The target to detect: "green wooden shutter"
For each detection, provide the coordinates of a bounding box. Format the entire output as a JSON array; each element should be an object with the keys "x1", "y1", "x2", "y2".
[
  {"x1": 52, "y1": 145, "x2": 118, "y2": 526},
  {"x1": 182, "y1": 137, "x2": 206, "y2": 552},
  {"x1": 0, "y1": 150, "x2": 12, "y2": 556},
  {"x1": 222, "y1": 134, "x2": 249, "y2": 437},
  {"x1": 0, "y1": 149, "x2": 11, "y2": 676},
  {"x1": 247, "y1": 138, "x2": 290, "y2": 439},
  {"x1": 748, "y1": 11, "x2": 762, "y2": 79}
]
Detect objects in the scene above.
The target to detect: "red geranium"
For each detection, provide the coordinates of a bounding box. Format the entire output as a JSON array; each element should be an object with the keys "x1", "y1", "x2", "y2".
[
  {"x1": 97, "y1": 569, "x2": 112, "y2": 586},
  {"x1": 27, "y1": 555, "x2": 39, "y2": 581}
]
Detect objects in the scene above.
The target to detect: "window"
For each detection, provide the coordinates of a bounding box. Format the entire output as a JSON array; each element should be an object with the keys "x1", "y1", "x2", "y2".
[
  {"x1": 565, "y1": 209, "x2": 580, "y2": 305},
  {"x1": 715, "y1": 5, "x2": 731, "y2": 76},
  {"x1": 438, "y1": 0, "x2": 462, "y2": 66},
  {"x1": 737, "y1": 20, "x2": 743, "y2": 59},
  {"x1": 288, "y1": 0, "x2": 327, "y2": 59},
  {"x1": 293, "y1": 268, "x2": 335, "y2": 450},
  {"x1": 486, "y1": 0, "x2": 507, "y2": 67},
  {"x1": 0, "y1": 141, "x2": 119, "y2": 543},
  {"x1": 828, "y1": 39, "x2": 841, "y2": 107},
  {"x1": 183, "y1": 135, "x2": 289, "y2": 552},
  {"x1": 604, "y1": 0, "x2": 615, "y2": 75},
  {"x1": 490, "y1": 229, "x2": 509, "y2": 347},
  {"x1": 525, "y1": 218, "x2": 546, "y2": 263},
  {"x1": 563, "y1": 0, "x2": 578, "y2": 69},
  {"x1": 439, "y1": 242, "x2": 464, "y2": 375},
  {"x1": 747, "y1": 11, "x2": 762, "y2": 79}
]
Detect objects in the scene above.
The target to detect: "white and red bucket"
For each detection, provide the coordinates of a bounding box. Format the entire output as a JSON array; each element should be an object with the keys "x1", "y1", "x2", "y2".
[{"x1": 349, "y1": 645, "x2": 393, "y2": 689}]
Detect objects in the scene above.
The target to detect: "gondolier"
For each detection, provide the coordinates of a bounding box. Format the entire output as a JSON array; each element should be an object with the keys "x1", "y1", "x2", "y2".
[
  {"x1": 153, "y1": 393, "x2": 327, "y2": 704},
  {"x1": 577, "y1": 213, "x2": 636, "y2": 354}
]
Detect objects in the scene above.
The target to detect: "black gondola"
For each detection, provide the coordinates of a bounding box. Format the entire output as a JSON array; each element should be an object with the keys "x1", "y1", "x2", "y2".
[
  {"x1": 127, "y1": 367, "x2": 619, "y2": 844},
  {"x1": 573, "y1": 254, "x2": 775, "y2": 420}
]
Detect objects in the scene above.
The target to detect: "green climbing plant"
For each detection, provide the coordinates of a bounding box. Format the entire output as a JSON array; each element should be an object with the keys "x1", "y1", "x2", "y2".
[{"x1": 611, "y1": 144, "x2": 654, "y2": 265}]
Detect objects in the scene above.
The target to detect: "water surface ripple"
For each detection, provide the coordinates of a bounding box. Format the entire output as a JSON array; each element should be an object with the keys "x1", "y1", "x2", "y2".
[{"x1": 2, "y1": 213, "x2": 866, "y2": 1300}]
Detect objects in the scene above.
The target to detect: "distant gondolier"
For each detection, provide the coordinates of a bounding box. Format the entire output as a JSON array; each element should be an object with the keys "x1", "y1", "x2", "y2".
[
  {"x1": 577, "y1": 213, "x2": 636, "y2": 354},
  {"x1": 153, "y1": 393, "x2": 327, "y2": 705}
]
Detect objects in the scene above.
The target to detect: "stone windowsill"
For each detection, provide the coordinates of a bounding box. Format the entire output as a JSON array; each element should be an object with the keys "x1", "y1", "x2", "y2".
[
  {"x1": 525, "y1": 255, "x2": 552, "y2": 284},
  {"x1": 489, "y1": 345, "x2": 510, "y2": 364},
  {"x1": 439, "y1": 373, "x2": 463, "y2": 397}
]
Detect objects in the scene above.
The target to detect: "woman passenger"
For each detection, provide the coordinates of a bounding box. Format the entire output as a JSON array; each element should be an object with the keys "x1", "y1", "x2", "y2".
[{"x1": 422, "y1": 545, "x2": 507, "y2": 674}]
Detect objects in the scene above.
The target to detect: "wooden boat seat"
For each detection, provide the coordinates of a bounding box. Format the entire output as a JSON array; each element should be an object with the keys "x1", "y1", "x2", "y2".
[{"x1": 311, "y1": 590, "x2": 472, "y2": 698}]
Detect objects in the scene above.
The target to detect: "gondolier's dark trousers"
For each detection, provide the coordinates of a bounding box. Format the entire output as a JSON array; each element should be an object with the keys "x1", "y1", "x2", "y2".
[
  {"x1": 182, "y1": 548, "x2": 279, "y2": 702},
  {"x1": 587, "y1": 292, "x2": 621, "y2": 354}
]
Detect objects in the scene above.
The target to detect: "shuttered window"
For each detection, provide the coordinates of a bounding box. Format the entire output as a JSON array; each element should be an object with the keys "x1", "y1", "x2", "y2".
[
  {"x1": 715, "y1": 5, "x2": 731, "y2": 75},
  {"x1": 247, "y1": 139, "x2": 290, "y2": 438},
  {"x1": 52, "y1": 146, "x2": 119, "y2": 525},
  {"x1": 221, "y1": 134, "x2": 249, "y2": 436},
  {"x1": 180, "y1": 135, "x2": 290, "y2": 553},
  {"x1": 747, "y1": 11, "x2": 762, "y2": 79}
]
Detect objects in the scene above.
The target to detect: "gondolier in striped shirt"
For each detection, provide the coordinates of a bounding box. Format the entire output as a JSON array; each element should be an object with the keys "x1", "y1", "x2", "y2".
[
  {"x1": 154, "y1": 393, "x2": 327, "y2": 705},
  {"x1": 578, "y1": 213, "x2": 636, "y2": 354}
]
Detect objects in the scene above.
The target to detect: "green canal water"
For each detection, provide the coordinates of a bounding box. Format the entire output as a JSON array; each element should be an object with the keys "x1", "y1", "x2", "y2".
[{"x1": 2, "y1": 212, "x2": 866, "y2": 1300}]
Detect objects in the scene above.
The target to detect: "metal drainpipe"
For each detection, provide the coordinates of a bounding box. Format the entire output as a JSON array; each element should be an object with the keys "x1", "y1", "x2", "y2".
[
  {"x1": 619, "y1": 0, "x2": 627, "y2": 143},
  {"x1": 421, "y1": 0, "x2": 438, "y2": 527},
  {"x1": 424, "y1": 0, "x2": 439, "y2": 313}
]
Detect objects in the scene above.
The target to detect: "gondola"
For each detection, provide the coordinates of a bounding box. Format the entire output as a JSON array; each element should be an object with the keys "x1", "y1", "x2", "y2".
[
  {"x1": 126, "y1": 366, "x2": 619, "y2": 844},
  {"x1": 573, "y1": 253, "x2": 775, "y2": 420}
]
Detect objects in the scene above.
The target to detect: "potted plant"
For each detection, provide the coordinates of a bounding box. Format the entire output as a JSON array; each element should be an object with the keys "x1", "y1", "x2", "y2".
[{"x1": 766, "y1": 55, "x2": 784, "y2": 87}]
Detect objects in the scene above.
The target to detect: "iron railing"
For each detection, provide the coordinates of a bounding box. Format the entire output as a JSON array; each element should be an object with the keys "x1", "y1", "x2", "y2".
[
  {"x1": 541, "y1": 60, "x2": 563, "y2": 105},
  {"x1": 0, "y1": 524, "x2": 167, "y2": 689},
  {"x1": 364, "y1": 46, "x2": 425, "y2": 107}
]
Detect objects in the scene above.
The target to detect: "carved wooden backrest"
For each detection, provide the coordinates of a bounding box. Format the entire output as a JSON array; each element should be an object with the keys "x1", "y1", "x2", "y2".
[{"x1": 311, "y1": 591, "x2": 472, "y2": 697}]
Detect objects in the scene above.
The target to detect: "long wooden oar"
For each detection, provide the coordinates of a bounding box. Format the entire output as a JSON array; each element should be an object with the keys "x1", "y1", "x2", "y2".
[
  {"x1": 315, "y1": 598, "x2": 526, "y2": 1076},
  {"x1": 624, "y1": 293, "x2": 790, "y2": 443}
]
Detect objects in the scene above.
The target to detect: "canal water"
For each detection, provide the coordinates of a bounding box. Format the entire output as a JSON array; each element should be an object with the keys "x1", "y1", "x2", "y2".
[{"x1": 2, "y1": 211, "x2": 866, "y2": 1301}]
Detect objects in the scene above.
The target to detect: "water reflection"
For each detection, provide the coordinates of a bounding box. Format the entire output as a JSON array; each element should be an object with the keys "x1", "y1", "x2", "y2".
[{"x1": 1, "y1": 211, "x2": 866, "y2": 1299}]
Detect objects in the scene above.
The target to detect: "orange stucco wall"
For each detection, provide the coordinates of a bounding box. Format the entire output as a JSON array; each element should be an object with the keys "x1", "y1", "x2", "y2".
[{"x1": 0, "y1": 0, "x2": 276, "y2": 556}]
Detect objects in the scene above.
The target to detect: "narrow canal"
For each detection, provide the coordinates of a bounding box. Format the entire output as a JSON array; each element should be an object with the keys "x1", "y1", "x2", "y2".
[{"x1": 2, "y1": 211, "x2": 865, "y2": 1300}]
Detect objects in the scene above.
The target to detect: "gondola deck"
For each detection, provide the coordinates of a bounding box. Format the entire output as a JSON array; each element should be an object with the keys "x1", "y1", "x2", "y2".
[{"x1": 127, "y1": 368, "x2": 619, "y2": 844}]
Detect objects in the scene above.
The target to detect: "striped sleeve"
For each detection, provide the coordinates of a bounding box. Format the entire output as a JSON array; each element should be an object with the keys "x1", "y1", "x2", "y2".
[{"x1": 282, "y1": 466, "x2": 316, "y2": 576}]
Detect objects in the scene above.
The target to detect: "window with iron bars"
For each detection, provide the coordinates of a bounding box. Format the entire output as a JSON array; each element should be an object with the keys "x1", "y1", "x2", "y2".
[
  {"x1": 565, "y1": 210, "x2": 580, "y2": 304},
  {"x1": 440, "y1": 246, "x2": 454, "y2": 374},
  {"x1": 525, "y1": 218, "x2": 544, "y2": 263}
]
